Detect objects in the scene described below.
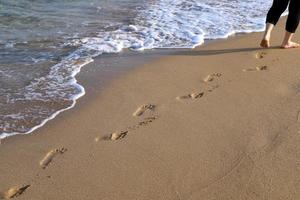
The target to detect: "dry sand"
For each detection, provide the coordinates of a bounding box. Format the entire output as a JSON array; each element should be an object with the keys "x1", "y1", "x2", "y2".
[{"x1": 1, "y1": 18, "x2": 300, "y2": 200}]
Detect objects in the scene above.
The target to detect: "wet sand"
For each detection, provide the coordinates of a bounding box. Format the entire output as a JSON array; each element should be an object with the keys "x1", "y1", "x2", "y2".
[{"x1": 1, "y1": 17, "x2": 300, "y2": 200}]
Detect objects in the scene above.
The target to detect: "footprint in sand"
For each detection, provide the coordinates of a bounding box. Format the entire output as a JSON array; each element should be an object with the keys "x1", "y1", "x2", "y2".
[
  {"x1": 39, "y1": 148, "x2": 67, "y2": 169},
  {"x1": 255, "y1": 52, "x2": 267, "y2": 59},
  {"x1": 98, "y1": 116, "x2": 158, "y2": 142},
  {"x1": 203, "y1": 73, "x2": 222, "y2": 83},
  {"x1": 128, "y1": 116, "x2": 158, "y2": 130},
  {"x1": 176, "y1": 92, "x2": 204, "y2": 101},
  {"x1": 137, "y1": 116, "x2": 158, "y2": 126},
  {"x1": 110, "y1": 131, "x2": 128, "y2": 141},
  {"x1": 100, "y1": 130, "x2": 128, "y2": 141},
  {"x1": 0, "y1": 185, "x2": 30, "y2": 199},
  {"x1": 207, "y1": 85, "x2": 220, "y2": 92},
  {"x1": 132, "y1": 104, "x2": 156, "y2": 117},
  {"x1": 243, "y1": 65, "x2": 268, "y2": 72},
  {"x1": 98, "y1": 105, "x2": 157, "y2": 142}
]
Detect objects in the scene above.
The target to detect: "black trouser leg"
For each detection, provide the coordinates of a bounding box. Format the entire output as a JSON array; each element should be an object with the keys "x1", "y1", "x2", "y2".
[
  {"x1": 266, "y1": 0, "x2": 289, "y2": 25},
  {"x1": 286, "y1": 0, "x2": 300, "y2": 33}
]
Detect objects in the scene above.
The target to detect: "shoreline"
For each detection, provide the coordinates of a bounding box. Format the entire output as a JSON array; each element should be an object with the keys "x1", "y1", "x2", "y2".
[
  {"x1": 0, "y1": 27, "x2": 256, "y2": 140},
  {"x1": 1, "y1": 17, "x2": 300, "y2": 199},
  {"x1": 0, "y1": 28, "x2": 268, "y2": 140}
]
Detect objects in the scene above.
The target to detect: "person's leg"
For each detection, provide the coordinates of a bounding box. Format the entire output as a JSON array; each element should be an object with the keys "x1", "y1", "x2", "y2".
[
  {"x1": 260, "y1": 0, "x2": 289, "y2": 48},
  {"x1": 281, "y1": 0, "x2": 300, "y2": 48},
  {"x1": 260, "y1": 23, "x2": 274, "y2": 47}
]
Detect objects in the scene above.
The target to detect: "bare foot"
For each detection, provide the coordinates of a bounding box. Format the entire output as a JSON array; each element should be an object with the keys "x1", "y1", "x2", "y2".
[
  {"x1": 281, "y1": 41, "x2": 300, "y2": 49},
  {"x1": 260, "y1": 39, "x2": 270, "y2": 48}
]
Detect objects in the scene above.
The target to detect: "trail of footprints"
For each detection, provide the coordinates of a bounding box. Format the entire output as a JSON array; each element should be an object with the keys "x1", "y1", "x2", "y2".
[
  {"x1": 99, "y1": 104, "x2": 158, "y2": 141},
  {"x1": 104, "y1": 51, "x2": 270, "y2": 141},
  {"x1": 0, "y1": 147, "x2": 67, "y2": 199},
  {"x1": 101, "y1": 73, "x2": 223, "y2": 142},
  {"x1": 1, "y1": 51, "x2": 271, "y2": 199},
  {"x1": 1, "y1": 108, "x2": 157, "y2": 198}
]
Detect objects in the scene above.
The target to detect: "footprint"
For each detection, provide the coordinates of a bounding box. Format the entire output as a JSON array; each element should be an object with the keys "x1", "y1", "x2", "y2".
[
  {"x1": 99, "y1": 116, "x2": 158, "y2": 142},
  {"x1": 207, "y1": 85, "x2": 220, "y2": 92},
  {"x1": 0, "y1": 185, "x2": 30, "y2": 199},
  {"x1": 176, "y1": 92, "x2": 204, "y2": 101},
  {"x1": 101, "y1": 131, "x2": 128, "y2": 141},
  {"x1": 203, "y1": 73, "x2": 222, "y2": 82},
  {"x1": 128, "y1": 117, "x2": 158, "y2": 130},
  {"x1": 243, "y1": 65, "x2": 268, "y2": 72},
  {"x1": 255, "y1": 52, "x2": 267, "y2": 59},
  {"x1": 39, "y1": 148, "x2": 67, "y2": 169},
  {"x1": 110, "y1": 131, "x2": 128, "y2": 140},
  {"x1": 138, "y1": 116, "x2": 158, "y2": 126},
  {"x1": 256, "y1": 65, "x2": 268, "y2": 71},
  {"x1": 127, "y1": 116, "x2": 158, "y2": 130},
  {"x1": 133, "y1": 104, "x2": 156, "y2": 117}
]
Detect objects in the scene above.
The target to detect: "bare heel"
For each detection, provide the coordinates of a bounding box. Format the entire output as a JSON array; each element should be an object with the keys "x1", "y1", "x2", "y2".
[{"x1": 260, "y1": 39, "x2": 270, "y2": 48}]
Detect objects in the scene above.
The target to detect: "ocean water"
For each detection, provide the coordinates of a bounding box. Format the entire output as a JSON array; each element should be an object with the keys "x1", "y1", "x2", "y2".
[{"x1": 0, "y1": 0, "x2": 274, "y2": 138}]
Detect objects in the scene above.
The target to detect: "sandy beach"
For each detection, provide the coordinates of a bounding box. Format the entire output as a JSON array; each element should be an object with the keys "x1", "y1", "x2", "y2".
[{"x1": 1, "y1": 17, "x2": 300, "y2": 200}]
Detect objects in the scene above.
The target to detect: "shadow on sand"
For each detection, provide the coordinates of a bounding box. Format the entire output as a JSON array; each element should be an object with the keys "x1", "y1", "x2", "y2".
[{"x1": 170, "y1": 46, "x2": 281, "y2": 57}]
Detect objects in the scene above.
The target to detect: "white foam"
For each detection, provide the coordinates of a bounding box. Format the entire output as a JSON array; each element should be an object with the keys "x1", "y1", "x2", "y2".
[
  {"x1": 0, "y1": 58, "x2": 93, "y2": 139},
  {"x1": 69, "y1": 0, "x2": 274, "y2": 52}
]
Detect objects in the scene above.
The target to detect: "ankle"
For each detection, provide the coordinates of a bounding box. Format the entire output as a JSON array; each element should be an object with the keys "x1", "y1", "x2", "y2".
[
  {"x1": 263, "y1": 35, "x2": 270, "y2": 41},
  {"x1": 282, "y1": 40, "x2": 292, "y2": 45}
]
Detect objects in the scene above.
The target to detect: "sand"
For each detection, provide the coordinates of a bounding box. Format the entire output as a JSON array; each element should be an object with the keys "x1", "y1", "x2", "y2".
[{"x1": 1, "y1": 17, "x2": 300, "y2": 200}]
